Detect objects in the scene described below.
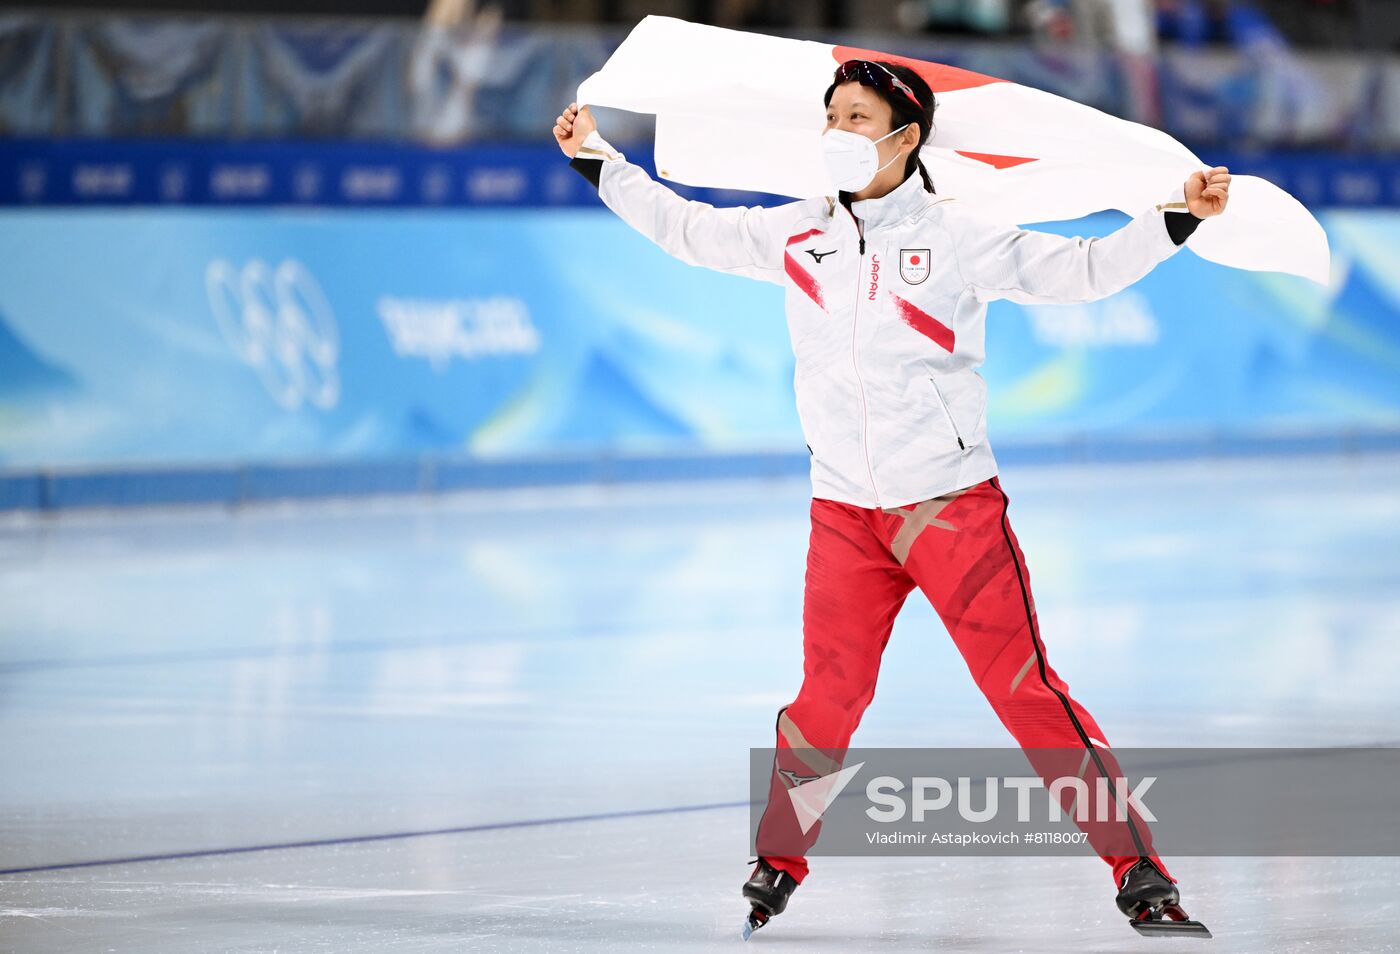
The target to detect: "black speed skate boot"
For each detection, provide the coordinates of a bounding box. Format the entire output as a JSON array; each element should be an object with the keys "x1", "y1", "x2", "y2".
[
  {"x1": 741, "y1": 858, "x2": 798, "y2": 940},
  {"x1": 1116, "y1": 858, "x2": 1212, "y2": 938}
]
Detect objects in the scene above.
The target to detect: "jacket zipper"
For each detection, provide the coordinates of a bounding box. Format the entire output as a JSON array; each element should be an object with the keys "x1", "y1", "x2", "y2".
[
  {"x1": 846, "y1": 204, "x2": 879, "y2": 506},
  {"x1": 845, "y1": 200, "x2": 866, "y2": 255},
  {"x1": 929, "y1": 377, "x2": 966, "y2": 451}
]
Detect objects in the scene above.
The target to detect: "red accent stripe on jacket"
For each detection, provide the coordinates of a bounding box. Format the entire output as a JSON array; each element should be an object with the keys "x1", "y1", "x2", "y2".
[
  {"x1": 890, "y1": 292, "x2": 955, "y2": 352},
  {"x1": 785, "y1": 229, "x2": 827, "y2": 310}
]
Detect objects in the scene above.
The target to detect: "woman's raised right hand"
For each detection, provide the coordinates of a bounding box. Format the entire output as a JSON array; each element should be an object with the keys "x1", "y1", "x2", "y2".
[{"x1": 553, "y1": 102, "x2": 597, "y2": 159}]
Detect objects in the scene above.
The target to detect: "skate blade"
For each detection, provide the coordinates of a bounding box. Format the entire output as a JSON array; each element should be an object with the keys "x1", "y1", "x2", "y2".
[
  {"x1": 1130, "y1": 915, "x2": 1212, "y2": 938},
  {"x1": 742, "y1": 909, "x2": 769, "y2": 941}
]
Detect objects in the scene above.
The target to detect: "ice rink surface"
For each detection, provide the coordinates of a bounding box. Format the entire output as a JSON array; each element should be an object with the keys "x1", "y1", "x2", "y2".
[{"x1": 2, "y1": 453, "x2": 1398, "y2": 953}]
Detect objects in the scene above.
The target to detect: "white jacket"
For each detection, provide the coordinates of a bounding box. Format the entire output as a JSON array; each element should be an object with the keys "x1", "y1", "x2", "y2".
[{"x1": 575, "y1": 129, "x2": 1195, "y2": 509}]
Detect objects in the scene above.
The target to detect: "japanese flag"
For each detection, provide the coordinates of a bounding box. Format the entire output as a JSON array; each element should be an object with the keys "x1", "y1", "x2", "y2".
[{"x1": 576, "y1": 16, "x2": 1330, "y2": 287}]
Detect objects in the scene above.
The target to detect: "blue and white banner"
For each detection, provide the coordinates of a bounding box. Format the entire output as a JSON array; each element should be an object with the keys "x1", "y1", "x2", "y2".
[
  {"x1": 3, "y1": 140, "x2": 1400, "y2": 210},
  {"x1": 0, "y1": 205, "x2": 1398, "y2": 471},
  {"x1": 0, "y1": 140, "x2": 604, "y2": 208},
  {"x1": 0, "y1": 207, "x2": 798, "y2": 468}
]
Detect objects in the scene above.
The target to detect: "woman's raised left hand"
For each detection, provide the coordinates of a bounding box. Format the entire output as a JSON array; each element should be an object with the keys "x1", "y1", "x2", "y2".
[{"x1": 1185, "y1": 166, "x2": 1231, "y2": 218}]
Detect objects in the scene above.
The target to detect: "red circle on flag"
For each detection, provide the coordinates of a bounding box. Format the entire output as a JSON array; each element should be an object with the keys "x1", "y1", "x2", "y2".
[{"x1": 910, "y1": 255, "x2": 921, "y2": 265}]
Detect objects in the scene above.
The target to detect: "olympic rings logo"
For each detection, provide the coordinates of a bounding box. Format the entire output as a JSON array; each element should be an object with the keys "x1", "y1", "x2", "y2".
[{"x1": 205, "y1": 258, "x2": 341, "y2": 411}]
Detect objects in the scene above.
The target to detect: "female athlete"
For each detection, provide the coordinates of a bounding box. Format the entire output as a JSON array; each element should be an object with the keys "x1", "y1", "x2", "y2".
[{"x1": 553, "y1": 58, "x2": 1229, "y2": 940}]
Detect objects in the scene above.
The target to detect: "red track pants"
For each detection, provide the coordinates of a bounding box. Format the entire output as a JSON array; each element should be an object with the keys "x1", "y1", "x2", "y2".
[{"x1": 755, "y1": 476, "x2": 1174, "y2": 889}]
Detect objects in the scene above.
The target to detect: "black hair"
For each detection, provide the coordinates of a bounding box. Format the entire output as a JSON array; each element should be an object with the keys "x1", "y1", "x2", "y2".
[{"x1": 823, "y1": 60, "x2": 937, "y2": 193}]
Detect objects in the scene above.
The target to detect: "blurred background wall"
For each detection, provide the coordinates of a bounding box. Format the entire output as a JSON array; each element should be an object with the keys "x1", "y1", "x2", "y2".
[{"x1": 1, "y1": 0, "x2": 1398, "y2": 508}]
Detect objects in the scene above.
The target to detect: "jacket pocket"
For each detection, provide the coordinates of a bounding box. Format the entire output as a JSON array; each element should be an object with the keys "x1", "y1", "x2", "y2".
[{"x1": 929, "y1": 377, "x2": 967, "y2": 452}]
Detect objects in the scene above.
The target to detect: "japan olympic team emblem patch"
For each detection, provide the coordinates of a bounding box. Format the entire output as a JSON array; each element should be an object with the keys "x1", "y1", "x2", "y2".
[{"x1": 900, "y1": 249, "x2": 930, "y2": 285}]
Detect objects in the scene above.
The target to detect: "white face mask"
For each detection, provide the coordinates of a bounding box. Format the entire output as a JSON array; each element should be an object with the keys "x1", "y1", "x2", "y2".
[{"x1": 821, "y1": 123, "x2": 911, "y2": 192}]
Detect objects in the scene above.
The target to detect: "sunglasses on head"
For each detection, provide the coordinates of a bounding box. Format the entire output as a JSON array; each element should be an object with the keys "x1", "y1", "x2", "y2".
[{"x1": 833, "y1": 59, "x2": 923, "y2": 112}]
